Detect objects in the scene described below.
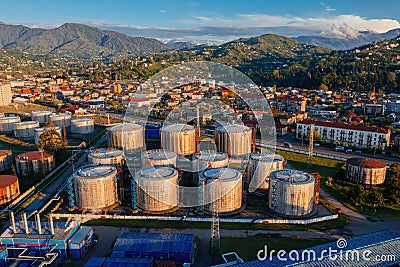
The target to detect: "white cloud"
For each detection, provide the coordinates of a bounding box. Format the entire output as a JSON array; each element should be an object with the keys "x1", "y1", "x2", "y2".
[
  {"x1": 325, "y1": 6, "x2": 336, "y2": 12},
  {"x1": 184, "y1": 13, "x2": 400, "y2": 34}
]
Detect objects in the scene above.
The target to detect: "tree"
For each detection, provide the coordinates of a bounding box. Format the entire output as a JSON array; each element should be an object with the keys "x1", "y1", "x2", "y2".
[
  {"x1": 385, "y1": 163, "x2": 400, "y2": 205},
  {"x1": 348, "y1": 184, "x2": 365, "y2": 205},
  {"x1": 319, "y1": 83, "x2": 329, "y2": 92},
  {"x1": 365, "y1": 191, "x2": 384, "y2": 208},
  {"x1": 38, "y1": 125, "x2": 65, "y2": 151}
]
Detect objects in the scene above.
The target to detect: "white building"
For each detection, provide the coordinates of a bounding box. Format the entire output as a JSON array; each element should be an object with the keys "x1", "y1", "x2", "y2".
[
  {"x1": 296, "y1": 119, "x2": 390, "y2": 150},
  {"x1": 0, "y1": 84, "x2": 12, "y2": 106}
]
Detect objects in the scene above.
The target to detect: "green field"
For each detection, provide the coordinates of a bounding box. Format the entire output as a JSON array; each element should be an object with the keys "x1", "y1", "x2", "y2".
[{"x1": 220, "y1": 237, "x2": 331, "y2": 261}]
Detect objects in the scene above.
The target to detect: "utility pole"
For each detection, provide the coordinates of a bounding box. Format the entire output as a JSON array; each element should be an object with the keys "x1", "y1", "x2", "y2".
[
  {"x1": 211, "y1": 177, "x2": 221, "y2": 255},
  {"x1": 308, "y1": 124, "x2": 315, "y2": 168}
]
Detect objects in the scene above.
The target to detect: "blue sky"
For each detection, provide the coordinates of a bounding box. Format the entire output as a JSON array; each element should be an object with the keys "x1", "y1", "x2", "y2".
[{"x1": 1, "y1": 0, "x2": 400, "y2": 42}]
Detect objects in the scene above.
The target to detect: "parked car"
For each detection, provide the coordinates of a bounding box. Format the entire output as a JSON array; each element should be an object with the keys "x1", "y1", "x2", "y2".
[
  {"x1": 314, "y1": 143, "x2": 320, "y2": 147},
  {"x1": 355, "y1": 150, "x2": 362, "y2": 153},
  {"x1": 283, "y1": 142, "x2": 293, "y2": 148},
  {"x1": 346, "y1": 149, "x2": 353, "y2": 153},
  {"x1": 335, "y1": 146, "x2": 345, "y2": 151},
  {"x1": 334, "y1": 208, "x2": 343, "y2": 214}
]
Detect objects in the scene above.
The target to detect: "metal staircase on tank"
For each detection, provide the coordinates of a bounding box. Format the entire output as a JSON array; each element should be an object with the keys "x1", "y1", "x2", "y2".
[{"x1": 211, "y1": 176, "x2": 221, "y2": 255}]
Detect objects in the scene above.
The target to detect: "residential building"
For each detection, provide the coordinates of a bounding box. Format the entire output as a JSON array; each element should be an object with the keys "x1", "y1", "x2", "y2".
[
  {"x1": 364, "y1": 104, "x2": 385, "y2": 116},
  {"x1": 0, "y1": 83, "x2": 12, "y2": 106},
  {"x1": 269, "y1": 97, "x2": 306, "y2": 113},
  {"x1": 296, "y1": 119, "x2": 390, "y2": 149}
]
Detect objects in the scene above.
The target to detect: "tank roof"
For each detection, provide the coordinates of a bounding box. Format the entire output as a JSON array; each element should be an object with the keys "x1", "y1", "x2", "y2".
[
  {"x1": 50, "y1": 113, "x2": 71, "y2": 118},
  {"x1": 216, "y1": 124, "x2": 250, "y2": 133},
  {"x1": 34, "y1": 126, "x2": 61, "y2": 132},
  {"x1": 108, "y1": 123, "x2": 142, "y2": 131},
  {"x1": 195, "y1": 152, "x2": 228, "y2": 162},
  {"x1": 14, "y1": 121, "x2": 39, "y2": 126},
  {"x1": 71, "y1": 118, "x2": 93, "y2": 122},
  {"x1": 200, "y1": 167, "x2": 242, "y2": 181},
  {"x1": 90, "y1": 148, "x2": 124, "y2": 158},
  {"x1": 0, "y1": 175, "x2": 18, "y2": 187},
  {"x1": 76, "y1": 165, "x2": 116, "y2": 178},
  {"x1": 250, "y1": 153, "x2": 284, "y2": 162},
  {"x1": 17, "y1": 151, "x2": 53, "y2": 161},
  {"x1": 0, "y1": 116, "x2": 19, "y2": 121},
  {"x1": 162, "y1": 123, "x2": 195, "y2": 132},
  {"x1": 271, "y1": 169, "x2": 314, "y2": 184},
  {"x1": 31, "y1": 110, "x2": 53, "y2": 114},
  {"x1": 146, "y1": 149, "x2": 176, "y2": 160},
  {"x1": 347, "y1": 157, "x2": 386, "y2": 168},
  {"x1": 136, "y1": 166, "x2": 177, "y2": 180},
  {"x1": 0, "y1": 150, "x2": 12, "y2": 157}
]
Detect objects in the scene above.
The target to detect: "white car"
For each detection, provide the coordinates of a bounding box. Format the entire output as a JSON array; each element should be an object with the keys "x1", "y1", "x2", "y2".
[
  {"x1": 335, "y1": 146, "x2": 345, "y2": 151},
  {"x1": 314, "y1": 143, "x2": 320, "y2": 147}
]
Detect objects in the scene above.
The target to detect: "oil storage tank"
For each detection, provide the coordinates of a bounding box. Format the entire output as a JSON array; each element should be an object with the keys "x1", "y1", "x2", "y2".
[
  {"x1": 107, "y1": 123, "x2": 144, "y2": 153},
  {"x1": 34, "y1": 126, "x2": 62, "y2": 146},
  {"x1": 0, "y1": 175, "x2": 20, "y2": 205},
  {"x1": 194, "y1": 152, "x2": 229, "y2": 169},
  {"x1": 142, "y1": 149, "x2": 177, "y2": 167},
  {"x1": 248, "y1": 153, "x2": 285, "y2": 190},
  {"x1": 88, "y1": 148, "x2": 124, "y2": 165},
  {"x1": 346, "y1": 158, "x2": 386, "y2": 185},
  {"x1": 0, "y1": 116, "x2": 20, "y2": 133},
  {"x1": 0, "y1": 150, "x2": 13, "y2": 172},
  {"x1": 74, "y1": 165, "x2": 118, "y2": 210},
  {"x1": 134, "y1": 166, "x2": 179, "y2": 214},
  {"x1": 200, "y1": 168, "x2": 243, "y2": 214},
  {"x1": 269, "y1": 170, "x2": 315, "y2": 217},
  {"x1": 14, "y1": 121, "x2": 39, "y2": 139},
  {"x1": 161, "y1": 124, "x2": 196, "y2": 156},
  {"x1": 215, "y1": 124, "x2": 252, "y2": 156},
  {"x1": 15, "y1": 151, "x2": 55, "y2": 177},
  {"x1": 71, "y1": 118, "x2": 94, "y2": 134},
  {"x1": 31, "y1": 110, "x2": 53, "y2": 124},
  {"x1": 49, "y1": 113, "x2": 71, "y2": 128}
]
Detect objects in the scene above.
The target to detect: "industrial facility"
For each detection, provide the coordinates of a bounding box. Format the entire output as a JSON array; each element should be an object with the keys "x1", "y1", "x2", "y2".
[
  {"x1": 141, "y1": 149, "x2": 177, "y2": 167},
  {"x1": 73, "y1": 165, "x2": 119, "y2": 210},
  {"x1": 0, "y1": 150, "x2": 13, "y2": 172},
  {"x1": 34, "y1": 126, "x2": 62, "y2": 146},
  {"x1": 134, "y1": 166, "x2": 179, "y2": 214},
  {"x1": 0, "y1": 175, "x2": 19, "y2": 205},
  {"x1": 346, "y1": 157, "x2": 387, "y2": 185},
  {"x1": 215, "y1": 124, "x2": 252, "y2": 156},
  {"x1": 88, "y1": 148, "x2": 124, "y2": 165},
  {"x1": 15, "y1": 151, "x2": 55, "y2": 177},
  {"x1": 106, "y1": 123, "x2": 144, "y2": 153},
  {"x1": 161, "y1": 123, "x2": 196, "y2": 156},
  {"x1": 0, "y1": 116, "x2": 21, "y2": 133},
  {"x1": 49, "y1": 113, "x2": 72, "y2": 128},
  {"x1": 247, "y1": 153, "x2": 285, "y2": 190},
  {"x1": 31, "y1": 110, "x2": 53, "y2": 125},
  {"x1": 71, "y1": 118, "x2": 95, "y2": 134},
  {"x1": 0, "y1": 212, "x2": 93, "y2": 265},
  {"x1": 13, "y1": 121, "x2": 39, "y2": 140},
  {"x1": 269, "y1": 169, "x2": 316, "y2": 218}
]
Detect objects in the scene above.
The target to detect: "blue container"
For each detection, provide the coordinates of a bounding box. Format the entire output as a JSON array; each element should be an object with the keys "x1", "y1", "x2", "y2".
[
  {"x1": 84, "y1": 257, "x2": 106, "y2": 267},
  {"x1": 103, "y1": 257, "x2": 152, "y2": 267}
]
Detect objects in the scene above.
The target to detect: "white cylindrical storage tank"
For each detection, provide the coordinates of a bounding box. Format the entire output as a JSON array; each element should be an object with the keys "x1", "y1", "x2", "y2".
[
  {"x1": 248, "y1": 153, "x2": 285, "y2": 190},
  {"x1": 269, "y1": 170, "x2": 315, "y2": 217},
  {"x1": 0, "y1": 116, "x2": 21, "y2": 133},
  {"x1": 107, "y1": 123, "x2": 144, "y2": 153},
  {"x1": 74, "y1": 165, "x2": 118, "y2": 210},
  {"x1": 31, "y1": 110, "x2": 53, "y2": 124},
  {"x1": 14, "y1": 121, "x2": 40, "y2": 139},
  {"x1": 200, "y1": 168, "x2": 243, "y2": 214},
  {"x1": 0, "y1": 150, "x2": 13, "y2": 172},
  {"x1": 88, "y1": 148, "x2": 124, "y2": 165},
  {"x1": 34, "y1": 126, "x2": 62, "y2": 146},
  {"x1": 49, "y1": 113, "x2": 71, "y2": 128},
  {"x1": 135, "y1": 166, "x2": 179, "y2": 213},
  {"x1": 15, "y1": 151, "x2": 55, "y2": 177},
  {"x1": 161, "y1": 124, "x2": 196, "y2": 156},
  {"x1": 71, "y1": 118, "x2": 94, "y2": 134},
  {"x1": 215, "y1": 124, "x2": 252, "y2": 156},
  {"x1": 194, "y1": 152, "x2": 229, "y2": 169},
  {"x1": 142, "y1": 149, "x2": 177, "y2": 167}
]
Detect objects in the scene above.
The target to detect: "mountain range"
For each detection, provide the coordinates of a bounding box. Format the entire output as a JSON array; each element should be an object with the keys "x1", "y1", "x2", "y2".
[
  {"x1": 0, "y1": 22, "x2": 170, "y2": 58},
  {"x1": 0, "y1": 22, "x2": 400, "y2": 59}
]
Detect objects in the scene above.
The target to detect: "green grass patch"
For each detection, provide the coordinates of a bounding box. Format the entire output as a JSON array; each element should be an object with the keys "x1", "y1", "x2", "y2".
[
  {"x1": 220, "y1": 237, "x2": 331, "y2": 261},
  {"x1": 84, "y1": 214, "x2": 348, "y2": 231}
]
